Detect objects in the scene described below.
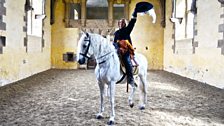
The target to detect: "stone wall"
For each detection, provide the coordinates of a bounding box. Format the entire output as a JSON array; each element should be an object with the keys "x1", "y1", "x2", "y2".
[
  {"x1": 164, "y1": 0, "x2": 224, "y2": 88},
  {"x1": 51, "y1": 0, "x2": 79, "y2": 69},
  {"x1": 130, "y1": 0, "x2": 164, "y2": 70},
  {"x1": 0, "y1": 0, "x2": 51, "y2": 86}
]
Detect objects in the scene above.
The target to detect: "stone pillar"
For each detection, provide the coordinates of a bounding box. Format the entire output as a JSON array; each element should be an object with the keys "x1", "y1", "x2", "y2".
[
  {"x1": 159, "y1": 0, "x2": 166, "y2": 28},
  {"x1": 108, "y1": 0, "x2": 114, "y2": 27},
  {"x1": 81, "y1": 0, "x2": 87, "y2": 26},
  {"x1": 64, "y1": 2, "x2": 70, "y2": 27},
  {"x1": 124, "y1": 0, "x2": 130, "y2": 20}
]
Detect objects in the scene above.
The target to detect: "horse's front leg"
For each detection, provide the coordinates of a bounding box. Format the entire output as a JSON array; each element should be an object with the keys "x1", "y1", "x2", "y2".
[
  {"x1": 107, "y1": 81, "x2": 116, "y2": 125},
  {"x1": 96, "y1": 81, "x2": 105, "y2": 119},
  {"x1": 128, "y1": 81, "x2": 137, "y2": 108},
  {"x1": 104, "y1": 85, "x2": 110, "y2": 97}
]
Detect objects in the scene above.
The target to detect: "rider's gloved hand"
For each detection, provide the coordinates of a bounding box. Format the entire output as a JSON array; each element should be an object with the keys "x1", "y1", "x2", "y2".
[{"x1": 132, "y1": 8, "x2": 138, "y2": 18}]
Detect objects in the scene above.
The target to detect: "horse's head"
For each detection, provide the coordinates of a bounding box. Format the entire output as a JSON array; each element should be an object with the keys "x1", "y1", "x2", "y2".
[{"x1": 77, "y1": 32, "x2": 94, "y2": 64}]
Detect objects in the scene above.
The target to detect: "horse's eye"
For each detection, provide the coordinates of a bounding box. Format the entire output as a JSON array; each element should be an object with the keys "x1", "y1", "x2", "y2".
[{"x1": 83, "y1": 45, "x2": 87, "y2": 48}]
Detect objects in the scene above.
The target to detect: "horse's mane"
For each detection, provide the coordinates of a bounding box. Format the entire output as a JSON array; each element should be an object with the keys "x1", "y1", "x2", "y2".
[
  {"x1": 89, "y1": 33, "x2": 115, "y2": 51},
  {"x1": 89, "y1": 33, "x2": 108, "y2": 43},
  {"x1": 87, "y1": 33, "x2": 116, "y2": 62}
]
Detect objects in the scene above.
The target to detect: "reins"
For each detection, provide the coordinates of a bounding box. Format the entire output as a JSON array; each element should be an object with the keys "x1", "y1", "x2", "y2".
[{"x1": 79, "y1": 34, "x2": 91, "y2": 59}]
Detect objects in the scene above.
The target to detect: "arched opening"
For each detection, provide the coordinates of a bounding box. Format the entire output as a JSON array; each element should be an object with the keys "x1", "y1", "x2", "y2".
[{"x1": 86, "y1": 0, "x2": 108, "y2": 19}]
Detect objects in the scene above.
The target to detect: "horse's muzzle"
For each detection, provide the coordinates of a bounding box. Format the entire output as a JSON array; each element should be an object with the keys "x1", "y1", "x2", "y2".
[{"x1": 78, "y1": 58, "x2": 86, "y2": 64}]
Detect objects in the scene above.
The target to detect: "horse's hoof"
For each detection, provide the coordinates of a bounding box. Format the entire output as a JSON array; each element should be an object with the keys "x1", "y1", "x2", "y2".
[
  {"x1": 139, "y1": 106, "x2": 145, "y2": 110},
  {"x1": 96, "y1": 115, "x2": 103, "y2": 119},
  {"x1": 107, "y1": 120, "x2": 115, "y2": 125},
  {"x1": 134, "y1": 83, "x2": 138, "y2": 87},
  {"x1": 129, "y1": 103, "x2": 134, "y2": 108}
]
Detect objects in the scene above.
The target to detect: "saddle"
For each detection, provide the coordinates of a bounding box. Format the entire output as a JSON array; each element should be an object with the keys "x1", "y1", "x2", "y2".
[
  {"x1": 120, "y1": 58, "x2": 139, "y2": 75},
  {"x1": 117, "y1": 39, "x2": 139, "y2": 75}
]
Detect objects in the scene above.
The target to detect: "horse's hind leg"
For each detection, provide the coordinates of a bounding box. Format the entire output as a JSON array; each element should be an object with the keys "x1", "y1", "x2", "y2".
[
  {"x1": 96, "y1": 81, "x2": 105, "y2": 119},
  {"x1": 139, "y1": 74, "x2": 147, "y2": 110}
]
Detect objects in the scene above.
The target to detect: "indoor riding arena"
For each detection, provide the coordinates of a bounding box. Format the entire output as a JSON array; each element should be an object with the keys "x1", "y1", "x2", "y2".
[{"x1": 0, "y1": 0, "x2": 224, "y2": 126}]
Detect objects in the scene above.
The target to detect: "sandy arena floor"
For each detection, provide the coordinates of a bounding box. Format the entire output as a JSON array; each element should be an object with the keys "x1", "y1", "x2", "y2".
[{"x1": 0, "y1": 69, "x2": 223, "y2": 126}]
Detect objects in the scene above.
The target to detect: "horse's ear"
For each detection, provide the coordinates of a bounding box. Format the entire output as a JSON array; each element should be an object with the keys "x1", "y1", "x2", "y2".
[
  {"x1": 80, "y1": 28, "x2": 85, "y2": 34},
  {"x1": 86, "y1": 32, "x2": 89, "y2": 37}
]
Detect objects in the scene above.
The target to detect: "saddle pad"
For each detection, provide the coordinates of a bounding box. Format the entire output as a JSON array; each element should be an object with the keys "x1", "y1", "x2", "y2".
[{"x1": 120, "y1": 59, "x2": 139, "y2": 75}]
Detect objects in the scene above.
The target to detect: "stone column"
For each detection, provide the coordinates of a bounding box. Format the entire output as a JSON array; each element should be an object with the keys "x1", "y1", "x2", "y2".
[
  {"x1": 124, "y1": 0, "x2": 130, "y2": 20},
  {"x1": 64, "y1": 2, "x2": 70, "y2": 27},
  {"x1": 81, "y1": 0, "x2": 87, "y2": 26},
  {"x1": 159, "y1": 0, "x2": 166, "y2": 28},
  {"x1": 108, "y1": 0, "x2": 114, "y2": 27}
]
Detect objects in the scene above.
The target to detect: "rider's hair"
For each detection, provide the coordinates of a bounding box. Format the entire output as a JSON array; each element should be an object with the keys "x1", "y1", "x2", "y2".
[{"x1": 118, "y1": 18, "x2": 127, "y2": 27}]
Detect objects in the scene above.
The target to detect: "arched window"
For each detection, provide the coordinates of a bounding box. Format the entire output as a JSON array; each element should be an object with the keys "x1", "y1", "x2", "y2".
[
  {"x1": 74, "y1": 9, "x2": 79, "y2": 20},
  {"x1": 70, "y1": 3, "x2": 81, "y2": 20},
  {"x1": 113, "y1": 4, "x2": 124, "y2": 20},
  {"x1": 172, "y1": 0, "x2": 195, "y2": 40},
  {"x1": 171, "y1": 0, "x2": 197, "y2": 54},
  {"x1": 27, "y1": 0, "x2": 45, "y2": 37},
  {"x1": 86, "y1": 0, "x2": 108, "y2": 19}
]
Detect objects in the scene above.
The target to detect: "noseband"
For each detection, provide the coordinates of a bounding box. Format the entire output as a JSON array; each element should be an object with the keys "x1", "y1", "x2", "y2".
[{"x1": 79, "y1": 34, "x2": 91, "y2": 59}]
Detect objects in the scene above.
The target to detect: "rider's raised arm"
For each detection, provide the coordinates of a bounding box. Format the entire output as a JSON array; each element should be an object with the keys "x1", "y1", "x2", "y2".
[{"x1": 125, "y1": 10, "x2": 137, "y2": 35}]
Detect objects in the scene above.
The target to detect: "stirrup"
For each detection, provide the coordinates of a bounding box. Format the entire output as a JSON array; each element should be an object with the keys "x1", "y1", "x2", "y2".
[{"x1": 131, "y1": 59, "x2": 139, "y2": 67}]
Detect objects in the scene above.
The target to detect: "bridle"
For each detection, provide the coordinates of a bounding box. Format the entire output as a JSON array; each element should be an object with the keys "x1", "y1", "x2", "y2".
[
  {"x1": 79, "y1": 33, "x2": 114, "y2": 65},
  {"x1": 79, "y1": 33, "x2": 91, "y2": 59}
]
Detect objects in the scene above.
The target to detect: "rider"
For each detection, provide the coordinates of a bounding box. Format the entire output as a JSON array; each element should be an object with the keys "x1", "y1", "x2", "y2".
[{"x1": 113, "y1": 9, "x2": 138, "y2": 87}]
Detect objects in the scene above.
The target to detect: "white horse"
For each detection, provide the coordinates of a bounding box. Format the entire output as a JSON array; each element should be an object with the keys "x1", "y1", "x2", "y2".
[{"x1": 77, "y1": 32, "x2": 148, "y2": 125}]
